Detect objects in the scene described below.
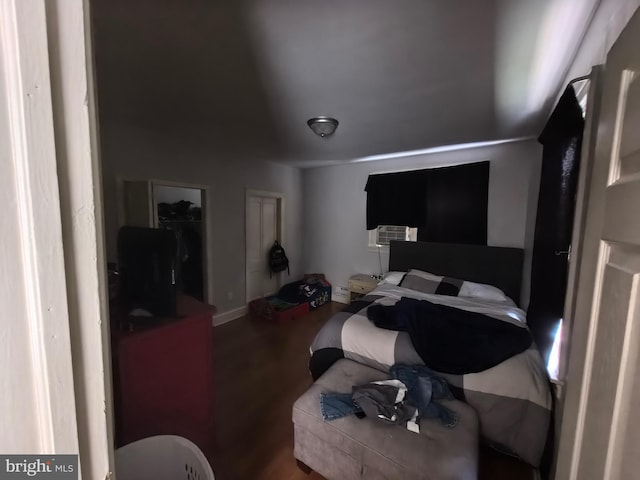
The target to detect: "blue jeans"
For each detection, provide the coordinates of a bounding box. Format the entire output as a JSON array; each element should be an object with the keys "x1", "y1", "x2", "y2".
[
  {"x1": 390, "y1": 364, "x2": 457, "y2": 428},
  {"x1": 320, "y1": 392, "x2": 363, "y2": 421},
  {"x1": 320, "y1": 365, "x2": 458, "y2": 428}
]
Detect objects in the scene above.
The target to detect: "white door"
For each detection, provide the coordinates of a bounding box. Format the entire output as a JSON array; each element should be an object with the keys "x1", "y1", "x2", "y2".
[
  {"x1": 555, "y1": 8, "x2": 640, "y2": 480},
  {"x1": 246, "y1": 195, "x2": 280, "y2": 302}
]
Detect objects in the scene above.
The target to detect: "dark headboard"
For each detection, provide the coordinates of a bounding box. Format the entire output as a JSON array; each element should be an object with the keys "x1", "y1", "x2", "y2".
[{"x1": 389, "y1": 241, "x2": 524, "y2": 305}]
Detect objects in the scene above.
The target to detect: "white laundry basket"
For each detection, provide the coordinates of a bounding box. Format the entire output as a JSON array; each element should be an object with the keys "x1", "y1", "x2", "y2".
[{"x1": 115, "y1": 435, "x2": 215, "y2": 480}]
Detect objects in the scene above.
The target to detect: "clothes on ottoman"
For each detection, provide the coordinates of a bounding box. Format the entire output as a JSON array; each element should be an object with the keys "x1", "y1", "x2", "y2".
[
  {"x1": 320, "y1": 364, "x2": 458, "y2": 430},
  {"x1": 320, "y1": 380, "x2": 419, "y2": 430},
  {"x1": 319, "y1": 392, "x2": 361, "y2": 421},
  {"x1": 293, "y1": 358, "x2": 479, "y2": 480},
  {"x1": 390, "y1": 364, "x2": 455, "y2": 423},
  {"x1": 353, "y1": 380, "x2": 420, "y2": 433}
]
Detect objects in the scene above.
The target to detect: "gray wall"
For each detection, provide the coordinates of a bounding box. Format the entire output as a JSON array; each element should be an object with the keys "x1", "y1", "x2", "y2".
[
  {"x1": 101, "y1": 125, "x2": 303, "y2": 314},
  {"x1": 561, "y1": 0, "x2": 640, "y2": 87},
  {"x1": 101, "y1": 128, "x2": 541, "y2": 313},
  {"x1": 302, "y1": 140, "x2": 542, "y2": 308}
]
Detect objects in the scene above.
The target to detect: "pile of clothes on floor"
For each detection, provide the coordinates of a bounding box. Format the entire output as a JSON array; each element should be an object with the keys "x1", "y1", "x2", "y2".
[{"x1": 277, "y1": 274, "x2": 332, "y2": 310}]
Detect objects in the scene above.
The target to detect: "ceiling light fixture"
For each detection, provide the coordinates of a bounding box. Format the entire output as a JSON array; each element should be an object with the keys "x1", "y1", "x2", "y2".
[{"x1": 307, "y1": 116, "x2": 339, "y2": 137}]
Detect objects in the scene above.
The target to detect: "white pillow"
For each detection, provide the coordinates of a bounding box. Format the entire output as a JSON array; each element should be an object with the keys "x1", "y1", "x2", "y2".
[
  {"x1": 399, "y1": 268, "x2": 514, "y2": 304},
  {"x1": 459, "y1": 281, "x2": 514, "y2": 305},
  {"x1": 378, "y1": 271, "x2": 406, "y2": 286}
]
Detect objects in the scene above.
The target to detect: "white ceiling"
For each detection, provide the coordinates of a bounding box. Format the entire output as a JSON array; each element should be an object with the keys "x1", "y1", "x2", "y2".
[{"x1": 92, "y1": 0, "x2": 600, "y2": 167}]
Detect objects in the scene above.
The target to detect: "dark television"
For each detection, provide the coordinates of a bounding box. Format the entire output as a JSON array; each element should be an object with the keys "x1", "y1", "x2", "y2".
[{"x1": 117, "y1": 226, "x2": 178, "y2": 317}]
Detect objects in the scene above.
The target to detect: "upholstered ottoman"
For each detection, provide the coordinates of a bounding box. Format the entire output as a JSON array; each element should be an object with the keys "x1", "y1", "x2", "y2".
[{"x1": 292, "y1": 359, "x2": 478, "y2": 480}]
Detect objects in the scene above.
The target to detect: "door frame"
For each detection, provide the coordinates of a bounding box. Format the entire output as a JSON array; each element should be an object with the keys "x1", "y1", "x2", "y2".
[
  {"x1": 115, "y1": 176, "x2": 155, "y2": 228},
  {"x1": 116, "y1": 176, "x2": 215, "y2": 305},
  {"x1": 1, "y1": 0, "x2": 114, "y2": 477},
  {"x1": 245, "y1": 189, "x2": 285, "y2": 303}
]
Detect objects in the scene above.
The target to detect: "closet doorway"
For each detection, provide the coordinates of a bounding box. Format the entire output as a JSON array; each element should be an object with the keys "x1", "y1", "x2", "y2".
[
  {"x1": 117, "y1": 178, "x2": 212, "y2": 303},
  {"x1": 154, "y1": 185, "x2": 205, "y2": 301},
  {"x1": 245, "y1": 190, "x2": 284, "y2": 303}
]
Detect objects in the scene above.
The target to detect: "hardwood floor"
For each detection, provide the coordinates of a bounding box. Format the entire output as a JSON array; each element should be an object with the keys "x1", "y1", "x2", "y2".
[{"x1": 205, "y1": 302, "x2": 535, "y2": 480}]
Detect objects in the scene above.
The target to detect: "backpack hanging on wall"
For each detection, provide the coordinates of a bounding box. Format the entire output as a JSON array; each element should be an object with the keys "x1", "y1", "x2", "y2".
[{"x1": 269, "y1": 240, "x2": 290, "y2": 278}]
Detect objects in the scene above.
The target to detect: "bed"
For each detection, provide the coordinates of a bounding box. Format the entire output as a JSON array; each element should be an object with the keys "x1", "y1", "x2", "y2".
[{"x1": 309, "y1": 241, "x2": 552, "y2": 467}]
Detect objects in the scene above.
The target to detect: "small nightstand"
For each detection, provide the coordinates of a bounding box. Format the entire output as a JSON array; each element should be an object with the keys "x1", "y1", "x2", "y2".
[{"x1": 348, "y1": 274, "x2": 380, "y2": 302}]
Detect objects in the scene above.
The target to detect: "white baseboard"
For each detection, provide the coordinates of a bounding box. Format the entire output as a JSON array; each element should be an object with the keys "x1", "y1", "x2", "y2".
[{"x1": 213, "y1": 306, "x2": 248, "y2": 326}]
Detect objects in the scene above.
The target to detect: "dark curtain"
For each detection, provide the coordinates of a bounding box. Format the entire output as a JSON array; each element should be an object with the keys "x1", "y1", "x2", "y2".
[
  {"x1": 365, "y1": 161, "x2": 489, "y2": 245},
  {"x1": 365, "y1": 170, "x2": 427, "y2": 230},
  {"x1": 528, "y1": 86, "x2": 584, "y2": 362},
  {"x1": 417, "y1": 162, "x2": 489, "y2": 245}
]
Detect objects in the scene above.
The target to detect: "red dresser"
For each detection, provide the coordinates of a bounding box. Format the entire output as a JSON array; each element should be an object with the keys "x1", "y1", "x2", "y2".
[{"x1": 112, "y1": 295, "x2": 216, "y2": 448}]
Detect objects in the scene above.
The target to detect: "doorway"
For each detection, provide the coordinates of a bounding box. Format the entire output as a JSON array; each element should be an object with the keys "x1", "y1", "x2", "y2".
[
  {"x1": 154, "y1": 185, "x2": 205, "y2": 301},
  {"x1": 245, "y1": 190, "x2": 284, "y2": 303},
  {"x1": 117, "y1": 178, "x2": 212, "y2": 303}
]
